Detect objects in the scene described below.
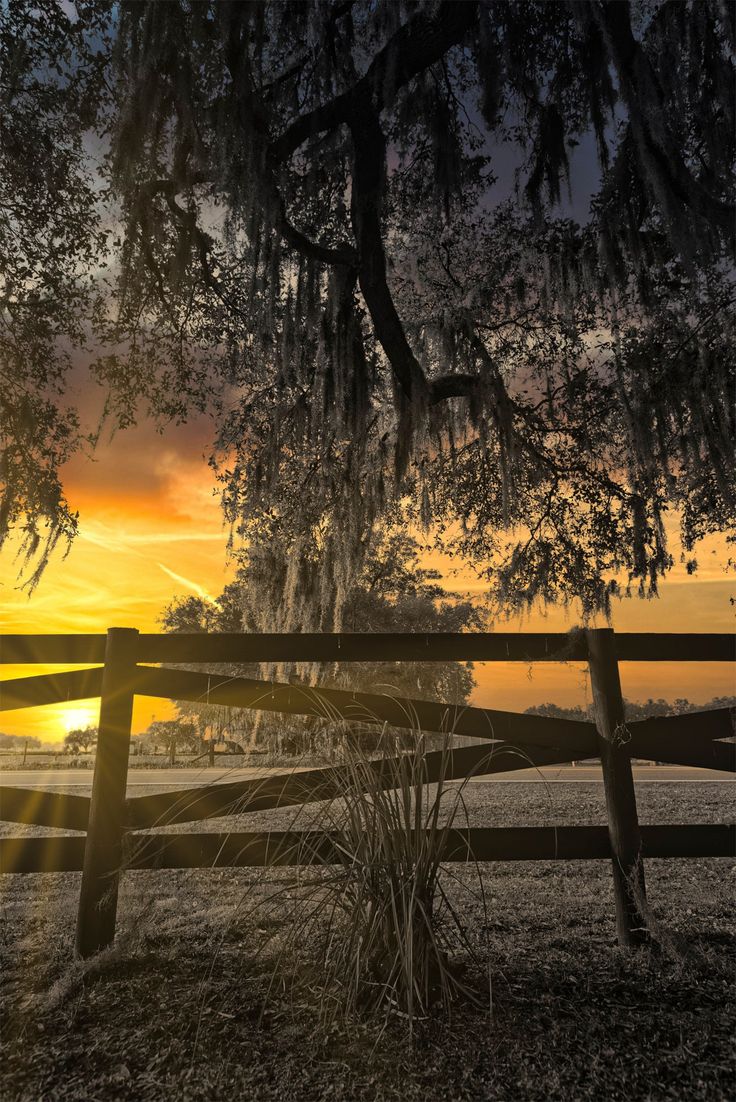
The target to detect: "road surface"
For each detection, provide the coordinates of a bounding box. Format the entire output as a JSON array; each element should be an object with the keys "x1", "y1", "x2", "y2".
[{"x1": 0, "y1": 764, "x2": 732, "y2": 790}]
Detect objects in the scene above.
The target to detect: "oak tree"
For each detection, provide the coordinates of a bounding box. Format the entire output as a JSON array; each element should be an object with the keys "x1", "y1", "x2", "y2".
[{"x1": 2, "y1": 1, "x2": 733, "y2": 615}]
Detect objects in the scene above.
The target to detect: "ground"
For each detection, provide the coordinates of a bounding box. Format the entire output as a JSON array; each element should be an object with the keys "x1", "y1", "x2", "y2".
[{"x1": 1, "y1": 781, "x2": 734, "y2": 1101}]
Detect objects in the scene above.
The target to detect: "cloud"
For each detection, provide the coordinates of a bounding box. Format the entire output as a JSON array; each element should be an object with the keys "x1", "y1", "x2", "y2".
[
  {"x1": 79, "y1": 521, "x2": 224, "y2": 554},
  {"x1": 60, "y1": 407, "x2": 221, "y2": 522},
  {"x1": 156, "y1": 563, "x2": 215, "y2": 602}
]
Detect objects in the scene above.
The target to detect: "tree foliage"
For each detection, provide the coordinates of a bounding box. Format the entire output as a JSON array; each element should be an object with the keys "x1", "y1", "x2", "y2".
[
  {"x1": 161, "y1": 525, "x2": 482, "y2": 752},
  {"x1": 63, "y1": 726, "x2": 98, "y2": 753},
  {"x1": 527, "y1": 696, "x2": 736, "y2": 722},
  {"x1": 0, "y1": 732, "x2": 42, "y2": 750},
  {"x1": 2, "y1": 1, "x2": 734, "y2": 615},
  {"x1": 0, "y1": 3, "x2": 112, "y2": 586},
  {"x1": 138, "y1": 718, "x2": 199, "y2": 756}
]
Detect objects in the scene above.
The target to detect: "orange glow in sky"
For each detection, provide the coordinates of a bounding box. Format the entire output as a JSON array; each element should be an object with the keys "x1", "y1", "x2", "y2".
[{"x1": 1, "y1": 414, "x2": 734, "y2": 743}]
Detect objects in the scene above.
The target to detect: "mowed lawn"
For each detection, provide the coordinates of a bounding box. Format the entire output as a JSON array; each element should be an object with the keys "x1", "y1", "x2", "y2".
[{"x1": 1, "y1": 781, "x2": 734, "y2": 1101}]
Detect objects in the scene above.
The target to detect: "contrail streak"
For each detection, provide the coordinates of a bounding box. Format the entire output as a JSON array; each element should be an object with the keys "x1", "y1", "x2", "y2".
[{"x1": 157, "y1": 563, "x2": 215, "y2": 602}]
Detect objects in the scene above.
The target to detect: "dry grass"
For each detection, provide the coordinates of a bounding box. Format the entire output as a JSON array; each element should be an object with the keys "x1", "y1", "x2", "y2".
[
  {"x1": 260, "y1": 735, "x2": 492, "y2": 1036},
  {"x1": 1, "y1": 781, "x2": 734, "y2": 1101}
]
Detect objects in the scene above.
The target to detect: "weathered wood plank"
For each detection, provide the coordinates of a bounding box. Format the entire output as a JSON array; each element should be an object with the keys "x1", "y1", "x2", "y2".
[
  {"x1": 612, "y1": 634, "x2": 734, "y2": 662},
  {"x1": 0, "y1": 668, "x2": 103, "y2": 711},
  {"x1": 122, "y1": 828, "x2": 736, "y2": 868},
  {"x1": 2, "y1": 631, "x2": 732, "y2": 665},
  {"x1": 3, "y1": 824, "x2": 734, "y2": 874},
  {"x1": 630, "y1": 707, "x2": 734, "y2": 743},
  {"x1": 629, "y1": 736, "x2": 735, "y2": 771},
  {"x1": 125, "y1": 743, "x2": 579, "y2": 829},
  {"x1": 0, "y1": 786, "x2": 90, "y2": 831},
  {"x1": 0, "y1": 636, "x2": 107, "y2": 664},
  {"x1": 138, "y1": 631, "x2": 734, "y2": 663},
  {"x1": 124, "y1": 823, "x2": 736, "y2": 866},
  {"x1": 134, "y1": 631, "x2": 588, "y2": 663},
  {"x1": 1, "y1": 835, "x2": 87, "y2": 873},
  {"x1": 628, "y1": 708, "x2": 735, "y2": 771},
  {"x1": 133, "y1": 665, "x2": 598, "y2": 752}
]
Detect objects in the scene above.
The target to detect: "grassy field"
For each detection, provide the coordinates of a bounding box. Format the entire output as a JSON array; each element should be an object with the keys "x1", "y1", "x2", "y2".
[
  {"x1": 0, "y1": 753, "x2": 255, "y2": 771},
  {"x1": 1, "y1": 781, "x2": 734, "y2": 1101}
]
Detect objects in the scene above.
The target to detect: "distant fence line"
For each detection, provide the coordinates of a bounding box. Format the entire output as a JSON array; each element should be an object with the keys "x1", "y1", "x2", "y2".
[{"x1": 0, "y1": 627, "x2": 734, "y2": 960}]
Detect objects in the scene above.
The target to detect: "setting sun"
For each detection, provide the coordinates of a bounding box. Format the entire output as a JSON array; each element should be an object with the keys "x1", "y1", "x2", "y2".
[{"x1": 61, "y1": 704, "x2": 99, "y2": 734}]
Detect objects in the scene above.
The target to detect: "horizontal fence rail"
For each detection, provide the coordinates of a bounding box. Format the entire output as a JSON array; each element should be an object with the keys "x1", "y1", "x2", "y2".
[
  {"x1": 132, "y1": 667, "x2": 601, "y2": 749},
  {"x1": 2, "y1": 824, "x2": 734, "y2": 875},
  {"x1": 0, "y1": 668, "x2": 103, "y2": 711},
  {"x1": 2, "y1": 631, "x2": 734, "y2": 665},
  {"x1": 0, "y1": 786, "x2": 90, "y2": 832},
  {"x1": 124, "y1": 743, "x2": 577, "y2": 830},
  {"x1": 2, "y1": 666, "x2": 731, "y2": 772},
  {"x1": 624, "y1": 709, "x2": 735, "y2": 771}
]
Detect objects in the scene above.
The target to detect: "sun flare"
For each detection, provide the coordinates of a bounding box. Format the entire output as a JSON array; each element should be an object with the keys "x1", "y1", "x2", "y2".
[{"x1": 61, "y1": 704, "x2": 99, "y2": 734}]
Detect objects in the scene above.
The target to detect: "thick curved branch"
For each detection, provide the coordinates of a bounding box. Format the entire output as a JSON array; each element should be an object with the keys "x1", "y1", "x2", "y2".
[
  {"x1": 350, "y1": 104, "x2": 486, "y2": 407},
  {"x1": 349, "y1": 104, "x2": 429, "y2": 403},
  {"x1": 267, "y1": 2, "x2": 480, "y2": 402},
  {"x1": 222, "y1": 25, "x2": 357, "y2": 270},
  {"x1": 272, "y1": 191, "x2": 358, "y2": 267},
  {"x1": 271, "y1": 1, "x2": 478, "y2": 162},
  {"x1": 429, "y1": 373, "x2": 480, "y2": 404}
]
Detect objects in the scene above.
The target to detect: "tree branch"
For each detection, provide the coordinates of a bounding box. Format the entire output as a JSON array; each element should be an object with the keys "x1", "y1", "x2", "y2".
[
  {"x1": 349, "y1": 104, "x2": 428, "y2": 403},
  {"x1": 271, "y1": 1, "x2": 478, "y2": 162},
  {"x1": 269, "y1": 3, "x2": 481, "y2": 402},
  {"x1": 274, "y1": 194, "x2": 358, "y2": 267},
  {"x1": 429, "y1": 373, "x2": 480, "y2": 403},
  {"x1": 594, "y1": 0, "x2": 734, "y2": 234}
]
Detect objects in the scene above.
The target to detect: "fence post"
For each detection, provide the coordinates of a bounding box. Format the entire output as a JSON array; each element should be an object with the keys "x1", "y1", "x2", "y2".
[
  {"x1": 76, "y1": 627, "x2": 139, "y2": 958},
  {"x1": 586, "y1": 628, "x2": 648, "y2": 946}
]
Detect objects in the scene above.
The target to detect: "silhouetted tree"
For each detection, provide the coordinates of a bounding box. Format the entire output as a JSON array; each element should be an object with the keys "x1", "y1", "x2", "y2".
[
  {"x1": 161, "y1": 525, "x2": 482, "y2": 752},
  {"x1": 141, "y1": 719, "x2": 199, "y2": 760},
  {"x1": 63, "y1": 727, "x2": 98, "y2": 754},
  {"x1": 2, "y1": 1, "x2": 733, "y2": 615},
  {"x1": 525, "y1": 696, "x2": 736, "y2": 722}
]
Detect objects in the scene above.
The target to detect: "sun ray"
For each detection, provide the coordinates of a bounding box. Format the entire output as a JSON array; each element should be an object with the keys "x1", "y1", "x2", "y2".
[{"x1": 60, "y1": 703, "x2": 99, "y2": 734}]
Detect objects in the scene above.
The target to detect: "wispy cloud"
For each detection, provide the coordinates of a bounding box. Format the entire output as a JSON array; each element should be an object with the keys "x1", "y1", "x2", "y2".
[
  {"x1": 127, "y1": 531, "x2": 224, "y2": 544},
  {"x1": 79, "y1": 521, "x2": 224, "y2": 554},
  {"x1": 157, "y1": 563, "x2": 215, "y2": 602}
]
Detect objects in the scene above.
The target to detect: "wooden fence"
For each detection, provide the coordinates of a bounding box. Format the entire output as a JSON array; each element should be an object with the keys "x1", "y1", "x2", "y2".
[{"x1": 0, "y1": 628, "x2": 733, "y2": 958}]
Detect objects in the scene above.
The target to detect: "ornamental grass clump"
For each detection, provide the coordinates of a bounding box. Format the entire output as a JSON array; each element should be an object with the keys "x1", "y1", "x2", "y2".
[{"x1": 300, "y1": 728, "x2": 491, "y2": 1034}]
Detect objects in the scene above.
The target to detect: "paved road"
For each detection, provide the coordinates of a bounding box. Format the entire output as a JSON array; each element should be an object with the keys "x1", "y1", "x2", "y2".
[{"x1": 0, "y1": 764, "x2": 732, "y2": 789}]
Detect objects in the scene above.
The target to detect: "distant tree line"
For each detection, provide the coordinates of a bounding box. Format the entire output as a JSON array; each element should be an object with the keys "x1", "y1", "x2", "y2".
[
  {"x1": 0, "y1": 733, "x2": 43, "y2": 750},
  {"x1": 525, "y1": 697, "x2": 736, "y2": 723}
]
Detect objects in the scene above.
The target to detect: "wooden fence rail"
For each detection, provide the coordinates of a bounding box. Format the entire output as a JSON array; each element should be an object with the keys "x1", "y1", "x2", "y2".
[
  {"x1": 0, "y1": 627, "x2": 734, "y2": 958},
  {"x1": 2, "y1": 824, "x2": 734, "y2": 875},
  {"x1": 2, "y1": 666, "x2": 732, "y2": 757},
  {"x1": 2, "y1": 630, "x2": 734, "y2": 664}
]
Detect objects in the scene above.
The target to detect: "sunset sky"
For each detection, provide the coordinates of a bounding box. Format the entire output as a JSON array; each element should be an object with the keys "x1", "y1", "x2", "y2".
[{"x1": 1, "y1": 402, "x2": 733, "y2": 744}]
